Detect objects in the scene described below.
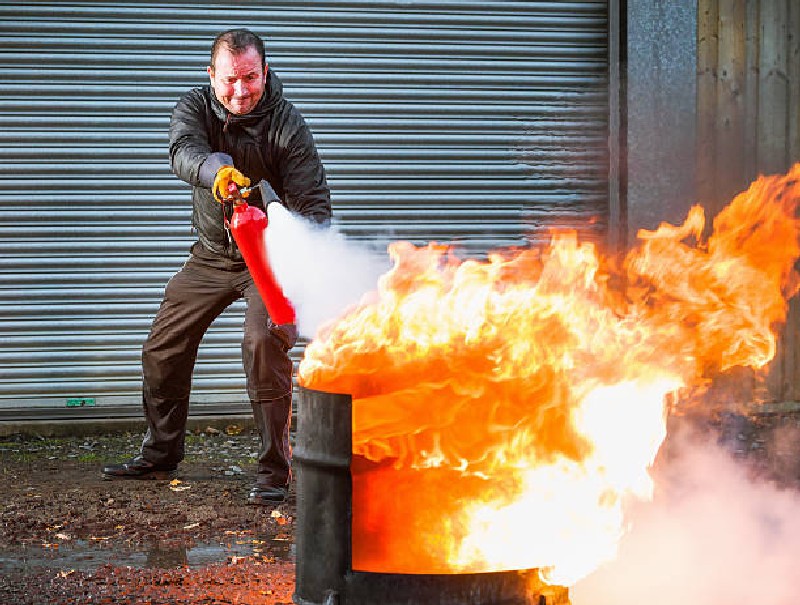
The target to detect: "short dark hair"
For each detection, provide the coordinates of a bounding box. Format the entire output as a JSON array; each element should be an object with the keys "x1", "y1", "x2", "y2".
[{"x1": 210, "y1": 28, "x2": 266, "y2": 69}]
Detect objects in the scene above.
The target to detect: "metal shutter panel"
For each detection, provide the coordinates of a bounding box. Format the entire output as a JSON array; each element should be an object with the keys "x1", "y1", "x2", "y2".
[{"x1": 0, "y1": 1, "x2": 609, "y2": 419}]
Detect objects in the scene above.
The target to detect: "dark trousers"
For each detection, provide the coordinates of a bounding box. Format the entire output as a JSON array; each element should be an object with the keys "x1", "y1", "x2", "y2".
[{"x1": 139, "y1": 244, "x2": 295, "y2": 488}]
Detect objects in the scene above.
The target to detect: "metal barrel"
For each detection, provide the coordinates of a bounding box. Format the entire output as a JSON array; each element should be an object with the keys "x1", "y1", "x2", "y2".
[
  {"x1": 292, "y1": 386, "x2": 565, "y2": 605},
  {"x1": 293, "y1": 386, "x2": 353, "y2": 605}
]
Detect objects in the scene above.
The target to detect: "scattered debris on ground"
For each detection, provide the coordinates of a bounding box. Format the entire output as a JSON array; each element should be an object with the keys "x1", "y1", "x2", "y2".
[
  {"x1": 1, "y1": 427, "x2": 295, "y2": 604},
  {"x1": 2, "y1": 408, "x2": 799, "y2": 604}
]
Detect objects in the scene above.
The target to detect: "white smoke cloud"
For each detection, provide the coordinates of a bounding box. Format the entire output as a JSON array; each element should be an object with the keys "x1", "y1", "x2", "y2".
[
  {"x1": 571, "y1": 427, "x2": 800, "y2": 605},
  {"x1": 265, "y1": 203, "x2": 392, "y2": 339}
]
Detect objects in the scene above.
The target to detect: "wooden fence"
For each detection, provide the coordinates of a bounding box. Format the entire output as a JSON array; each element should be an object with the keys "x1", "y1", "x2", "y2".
[{"x1": 697, "y1": 0, "x2": 800, "y2": 403}]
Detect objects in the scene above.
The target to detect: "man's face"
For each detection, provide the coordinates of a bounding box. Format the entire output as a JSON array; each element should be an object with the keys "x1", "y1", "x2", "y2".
[{"x1": 208, "y1": 45, "x2": 267, "y2": 115}]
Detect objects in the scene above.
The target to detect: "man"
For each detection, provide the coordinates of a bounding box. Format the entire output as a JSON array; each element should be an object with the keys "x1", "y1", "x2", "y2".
[{"x1": 102, "y1": 28, "x2": 331, "y2": 505}]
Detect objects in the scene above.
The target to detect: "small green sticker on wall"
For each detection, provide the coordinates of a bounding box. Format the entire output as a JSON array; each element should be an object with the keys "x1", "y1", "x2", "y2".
[{"x1": 66, "y1": 398, "x2": 96, "y2": 407}]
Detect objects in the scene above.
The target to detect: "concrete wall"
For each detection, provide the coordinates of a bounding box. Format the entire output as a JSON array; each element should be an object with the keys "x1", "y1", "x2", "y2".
[{"x1": 626, "y1": 0, "x2": 698, "y2": 242}]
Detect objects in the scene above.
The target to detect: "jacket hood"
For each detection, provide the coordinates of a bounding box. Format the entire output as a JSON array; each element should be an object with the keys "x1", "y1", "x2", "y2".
[{"x1": 209, "y1": 68, "x2": 284, "y2": 126}]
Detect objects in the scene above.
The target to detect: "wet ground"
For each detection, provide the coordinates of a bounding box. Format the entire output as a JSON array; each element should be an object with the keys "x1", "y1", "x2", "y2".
[
  {"x1": 2, "y1": 409, "x2": 799, "y2": 604},
  {"x1": 0, "y1": 426, "x2": 296, "y2": 604}
]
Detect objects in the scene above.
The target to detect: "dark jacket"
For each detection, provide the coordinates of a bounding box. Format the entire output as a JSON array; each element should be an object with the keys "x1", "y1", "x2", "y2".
[{"x1": 169, "y1": 69, "x2": 331, "y2": 259}]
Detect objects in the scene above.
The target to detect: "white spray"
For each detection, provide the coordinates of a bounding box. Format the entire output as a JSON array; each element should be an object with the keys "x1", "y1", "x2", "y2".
[
  {"x1": 570, "y1": 428, "x2": 800, "y2": 605},
  {"x1": 264, "y1": 203, "x2": 391, "y2": 339}
]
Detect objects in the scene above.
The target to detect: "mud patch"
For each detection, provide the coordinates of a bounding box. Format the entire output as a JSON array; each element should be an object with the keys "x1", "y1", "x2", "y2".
[{"x1": 0, "y1": 429, "x2": 296, "y2": 604}]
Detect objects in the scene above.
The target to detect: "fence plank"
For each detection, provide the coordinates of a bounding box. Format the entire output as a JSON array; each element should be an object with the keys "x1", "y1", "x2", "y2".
[
  {"x1": 697, "y1": 0, "x2": 719, "y2": 212},
  {"x1": 757, "y1": 0, "x2": 789, "y2": 173},
  {"x1": 744, "y1": 0, "x2": 760, "y2": 182},
  {"x1": 716, "y1": 0, "x2": 748, "y2": 213}
]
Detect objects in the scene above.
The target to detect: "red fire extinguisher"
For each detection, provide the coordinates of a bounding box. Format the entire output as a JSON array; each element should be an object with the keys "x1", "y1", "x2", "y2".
[{"x1": 224, "y1": 187, "x2": 296, "y2": 325}]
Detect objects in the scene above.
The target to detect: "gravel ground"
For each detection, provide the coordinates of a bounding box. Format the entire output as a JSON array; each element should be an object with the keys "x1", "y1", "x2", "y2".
[{"x1": 0, "y1": 426, "x2": 296, "y2": 605}]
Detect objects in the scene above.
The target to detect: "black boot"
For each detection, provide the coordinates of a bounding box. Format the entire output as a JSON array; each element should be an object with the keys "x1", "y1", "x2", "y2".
[
  {"x1": 249, "y1": 394, "x2": 292, "y2": 504},
  {"x1": 102, "y1": 456, "x2": 178, "y2": 480},
  {"x1": 247, "y1": 484, "x2": 288, "y2": 505}
]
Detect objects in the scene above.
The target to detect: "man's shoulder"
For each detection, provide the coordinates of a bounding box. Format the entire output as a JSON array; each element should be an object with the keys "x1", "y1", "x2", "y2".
[
  {"x1": 178, "y1": 85, "x2": 212, "y2": 105},
  {"x1": 273, "y1": 97, "x2": 308, "y2": 129},
  {"x1": 171, "y1": 86, "x2": 217, "y2": 123}
]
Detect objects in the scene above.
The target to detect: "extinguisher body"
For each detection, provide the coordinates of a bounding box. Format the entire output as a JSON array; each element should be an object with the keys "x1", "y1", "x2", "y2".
[{"x1": 228, "y1": 202, "x2": 296, "y2": 325}]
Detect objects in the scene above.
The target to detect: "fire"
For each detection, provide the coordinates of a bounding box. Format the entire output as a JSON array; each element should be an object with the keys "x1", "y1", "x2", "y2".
[{"x1": 298, "y1": 165, "x2": 800, "y2": 585}]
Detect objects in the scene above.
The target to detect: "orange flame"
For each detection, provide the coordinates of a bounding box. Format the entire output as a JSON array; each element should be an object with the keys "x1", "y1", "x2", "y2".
[{"x1": 298, "y1": 164, "x2": 800, "y2": 585}]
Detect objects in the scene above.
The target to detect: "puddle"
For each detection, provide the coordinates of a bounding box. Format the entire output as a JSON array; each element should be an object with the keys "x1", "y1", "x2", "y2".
[{"x1": 0, "y1": 535, "x2": 294, "y2": 573}]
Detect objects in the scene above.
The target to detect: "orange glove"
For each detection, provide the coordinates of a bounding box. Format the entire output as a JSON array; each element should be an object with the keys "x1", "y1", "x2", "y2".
[{"x1": 212, "y1": 165, "x2": 251, "y2": 202}]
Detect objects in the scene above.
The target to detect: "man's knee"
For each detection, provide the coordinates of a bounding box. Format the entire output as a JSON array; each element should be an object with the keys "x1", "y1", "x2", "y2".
[{"x1": 242, "y1": 326, "x2": 294, "y2": 400}]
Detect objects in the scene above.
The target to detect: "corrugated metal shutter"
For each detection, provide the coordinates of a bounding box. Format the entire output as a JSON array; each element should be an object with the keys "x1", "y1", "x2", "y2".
[{"x1": 0, "y1": 1, "x2": 609, "y2": 420}]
